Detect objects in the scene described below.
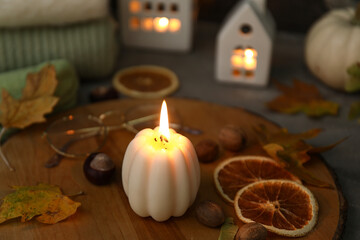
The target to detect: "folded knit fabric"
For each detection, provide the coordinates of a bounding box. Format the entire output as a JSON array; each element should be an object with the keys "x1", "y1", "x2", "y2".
[
  {"x1": 0, "y1": 59, "x2": 79, "y2": 113},
  {"x1": 0, "y1": 0, "x2": 108, "y2": 27},
  {"x1": 0, "y1": 18, "x2": 118, "y2": 80}
]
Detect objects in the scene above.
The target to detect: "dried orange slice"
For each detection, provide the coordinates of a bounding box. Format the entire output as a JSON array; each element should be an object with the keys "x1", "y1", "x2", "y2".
[
  {"x1": 234, "y1": 180, "x2": 318, "y2": 237},
  {"x1": 112, "y1": 65, "x2": 179, "y2": 99},
  {"x1": 214, "y1": 156, "x2": 301, "y2": 203}
]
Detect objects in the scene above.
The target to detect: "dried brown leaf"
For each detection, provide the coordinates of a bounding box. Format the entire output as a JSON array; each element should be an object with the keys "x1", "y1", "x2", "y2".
[
  {"x1": 267, "y1": 79, "x2": 339, "y2": 117},
  {"x1": 255, "y1": 125, "x2": 345, "y2": 188}
]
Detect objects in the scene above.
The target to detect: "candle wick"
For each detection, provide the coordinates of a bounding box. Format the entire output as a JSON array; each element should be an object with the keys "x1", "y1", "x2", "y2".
[{"x1": 160, "y1": 135, "x2": 168, "y2": 143}]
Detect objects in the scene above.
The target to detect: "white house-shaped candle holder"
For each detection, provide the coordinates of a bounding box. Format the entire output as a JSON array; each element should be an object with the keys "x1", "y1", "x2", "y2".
[
  {"x1": 119, "y1": 0, "x2": 194, "y2": 52},
  {"x1": 215, "y1": 0, "x2": 275, "y2": 86}
]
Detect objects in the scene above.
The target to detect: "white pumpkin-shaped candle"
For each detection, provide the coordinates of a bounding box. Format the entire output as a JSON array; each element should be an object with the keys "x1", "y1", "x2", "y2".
[{"x1": 122, "y1": 101, "x2": 200, "y2": 222}]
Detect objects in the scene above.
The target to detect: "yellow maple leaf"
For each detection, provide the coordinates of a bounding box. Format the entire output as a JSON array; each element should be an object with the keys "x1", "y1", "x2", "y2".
[
  {"x1": 0, "y1": 183, "x2": 81, "y2": 224},
  {"x1": 0, "y1": 65, "x2": 59, "y2": 129}
]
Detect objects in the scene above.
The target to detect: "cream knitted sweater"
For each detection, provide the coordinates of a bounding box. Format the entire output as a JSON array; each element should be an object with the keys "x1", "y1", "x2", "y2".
[{"x1": 0, "y1": 0, "x2": 108, "y2": 27}]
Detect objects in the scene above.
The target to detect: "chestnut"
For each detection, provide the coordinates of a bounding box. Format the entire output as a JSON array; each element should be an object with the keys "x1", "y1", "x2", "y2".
[
  {"x1": 195, "y1": 139, "x2": 219, "y2": 163},
  {"x1": 195, "y1": 200, "x2": 225, "y2": 228},
  {"x1": 89, "y1": 86, "x2": 119, "y2": 102},
  {"x1": 83, "y1": 152, "x2": 115, "y2": 185},
  {"x1": 235, "y1": 222, "x2": 267, "y2": 240},
  {"x1": 218, "y1": 125, "x2": 246, "y2": 152}
]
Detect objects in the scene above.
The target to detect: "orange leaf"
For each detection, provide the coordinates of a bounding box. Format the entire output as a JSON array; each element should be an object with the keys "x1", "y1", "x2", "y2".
[{"x1": 267, "y1": 79, "x2": 339, "y2": 117}]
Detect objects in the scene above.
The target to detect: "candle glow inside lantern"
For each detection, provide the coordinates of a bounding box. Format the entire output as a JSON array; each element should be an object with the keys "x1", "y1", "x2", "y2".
[
  {"x1": 215, "y1": 0, "x2": 275, "y2": 86},
  {"x1": 122, "y1": 101, "x2": 200, "y2": 221},
  {"x1": 119, "y1": 0, "x2": 194, "y2": 51}
]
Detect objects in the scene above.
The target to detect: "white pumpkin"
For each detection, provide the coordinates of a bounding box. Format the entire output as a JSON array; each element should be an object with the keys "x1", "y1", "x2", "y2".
[
  {"x1": 305, "y1": 4, "x2": 360, "y2": 91},
  {"x1": 122, "y1": 128, "x2": 200, "y2": 222}
]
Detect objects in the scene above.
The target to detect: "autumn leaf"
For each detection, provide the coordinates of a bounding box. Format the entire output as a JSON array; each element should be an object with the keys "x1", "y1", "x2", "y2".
[
  {"x1": 218, "y1": 218, "x2": 239, "y2": 240},
  {"x1": 254, "y1": 125, "x2": 345, "y2": 188},
  {"x1": 0, "y1": 65, "x2": 59, "y2": 129},
  {"x1": 267, "y1": 79, "x2": 339, "y2": 117},
  {"x1": 0, "y1": 183, "x2": 81, "y2": 224},
  {"x1": 346, "y1": 62, "x2": 360, "y2": 93}
]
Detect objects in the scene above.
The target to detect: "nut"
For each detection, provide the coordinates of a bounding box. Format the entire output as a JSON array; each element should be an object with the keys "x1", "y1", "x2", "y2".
[
  {"x1": 195, "y1": 200, "x2": 225, "y2": 228},
  {"x1": 235, "y1": 222, "x2": 267, "y2": 240},
  {"x1": 89, "y1": 86, "x2": 119, "y2": 102},
  {"x1": 195, "y1": 139, "x2": 219, "y2": 163},
  {"x1": 83, "y1": 152, "x2": 116, "y2": 185},
  {"x1": 218, "y1": 125, "x2": 246, "y2": 152}
]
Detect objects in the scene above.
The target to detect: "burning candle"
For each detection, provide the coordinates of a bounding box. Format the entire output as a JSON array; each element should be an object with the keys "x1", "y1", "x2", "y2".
[
  {"x1": 231, "y1": 48, "x2": 244, "y2": 68},
  {"x1": 244, "y1": 48, "x2": 257, "y2": 71},
  {"x1": 169, "y1": 18, "x2": 181, "y2": 32},
  {"x1": 142, "y1": 18, "x2": 153, "y2": 31},
  {"x1": 122, "y1": 101, "x2": 200, "y2": 221},
  {"x1": 154, "y1": 17, "x2": 169, "y2": 32}
]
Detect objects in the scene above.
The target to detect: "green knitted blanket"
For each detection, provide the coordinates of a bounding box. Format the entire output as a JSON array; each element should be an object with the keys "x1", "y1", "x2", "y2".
[{"x1": 0, "y1": 18, "x2": 118, "y2": 80}]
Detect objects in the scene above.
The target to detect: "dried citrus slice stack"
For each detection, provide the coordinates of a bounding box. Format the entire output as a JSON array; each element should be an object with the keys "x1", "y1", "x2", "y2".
[
  {"x1": 214, "y1": 156, "x2": 301, "y2": 203},
  {"x1": 234, "y1": 180, "x2": 318, "y2": 237}
]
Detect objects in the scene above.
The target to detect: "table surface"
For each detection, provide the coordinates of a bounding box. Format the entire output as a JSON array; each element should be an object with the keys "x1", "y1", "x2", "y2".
[{"x1": 78, "y1": 22, "x2": 360, "y2": 239}]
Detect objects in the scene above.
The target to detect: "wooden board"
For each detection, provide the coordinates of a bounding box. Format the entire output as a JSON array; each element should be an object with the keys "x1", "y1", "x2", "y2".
[{"x1": 0, "y1": 98, "x2": 345, "y2": 240}]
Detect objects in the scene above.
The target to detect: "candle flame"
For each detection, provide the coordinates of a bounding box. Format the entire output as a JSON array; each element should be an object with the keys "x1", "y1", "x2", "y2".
[
  {"x1": 158, "y1": 17, "x2": 169, "y2": 28},
  {"x1": 169, "y1": 18, "x2": 181, "y2": 32},
  {"x1": 244, "y1": 49, "x2": 254, "y2": 58},
  {"x1": 244, "y1": 48, "x2": 257, "y2": 70},
  {"x1": 159, "y1": 100, "x2": 170, "y2": 140},
  {"x1": 154, "y1": 17, "x2": 169, "y2": 32}
]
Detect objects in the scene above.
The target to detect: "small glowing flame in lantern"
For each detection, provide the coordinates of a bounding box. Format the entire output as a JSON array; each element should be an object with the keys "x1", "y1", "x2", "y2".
[
  {"x1": 244, "y1": 48, "x2": 257, "y2": 70},
  {"x1": 231, "y1": 48, "x2": 244, "y2": 67},
  {"x1": 129, "y1": 0, "x2": 141, "y2": 13},
  {"x1": 129, "y1": 17, "x2": 140, "y2": 30},
  {"x1": 159, "y1": 100, "x2": 170, "y2": 140},
  {"x1": 231, "y1": 55, "x2": 243, "y2": 67},
  {"x1": 154, "y1": 17, "x2": 169, "y2": 32},
  {"x1": 142, "y1": 18, "x2": 153, "y2": 31},
  {"x1": 169, "y1": 18, "x2": 181, "y2": 32},
  {"x1": 244, "y1": 49, "x2": 254, "y2": 58}
]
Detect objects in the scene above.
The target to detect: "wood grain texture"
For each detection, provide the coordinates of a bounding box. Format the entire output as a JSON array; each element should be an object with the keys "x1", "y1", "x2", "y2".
[{"x1": 0, "y1": 98, "x2": 344, "y2": 239}]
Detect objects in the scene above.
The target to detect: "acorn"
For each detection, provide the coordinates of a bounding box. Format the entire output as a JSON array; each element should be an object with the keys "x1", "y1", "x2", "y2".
[
  {"x1": 235, "y1": 222, "x2": 267, "y2": 240},
  {"x1": 83, "y1": 152, "x2": 115, "y2": 185},
  {"x1": 195, "y1": 139, "x2": 219, "y2": 163},
  {"x1": 195, "y1": 200, "x2": 225, "y2": 228},
  {"x1": 218, "y1": 125, "x2": 246, "y2": 152}
]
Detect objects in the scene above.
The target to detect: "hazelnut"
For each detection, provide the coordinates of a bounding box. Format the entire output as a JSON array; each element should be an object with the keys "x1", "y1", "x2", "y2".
[
  {"x1": 235, "y1": 222, "x2": 267, "y2": 240},
  {"x1": 83, "y1": 152, "x2": 115, "y2": 185},
  {"x1": 195, "y1": 139, "x2": 219, "y2": 163},
  {"x1": 89, "y1": 86, "x2": 119, "y2": 102},
  {"x1": 195, "y1": 200, "x2": 225, "y2": 228},
  {"x1": 218, "y1": 125, "x2": 246, "y2": 152}
]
